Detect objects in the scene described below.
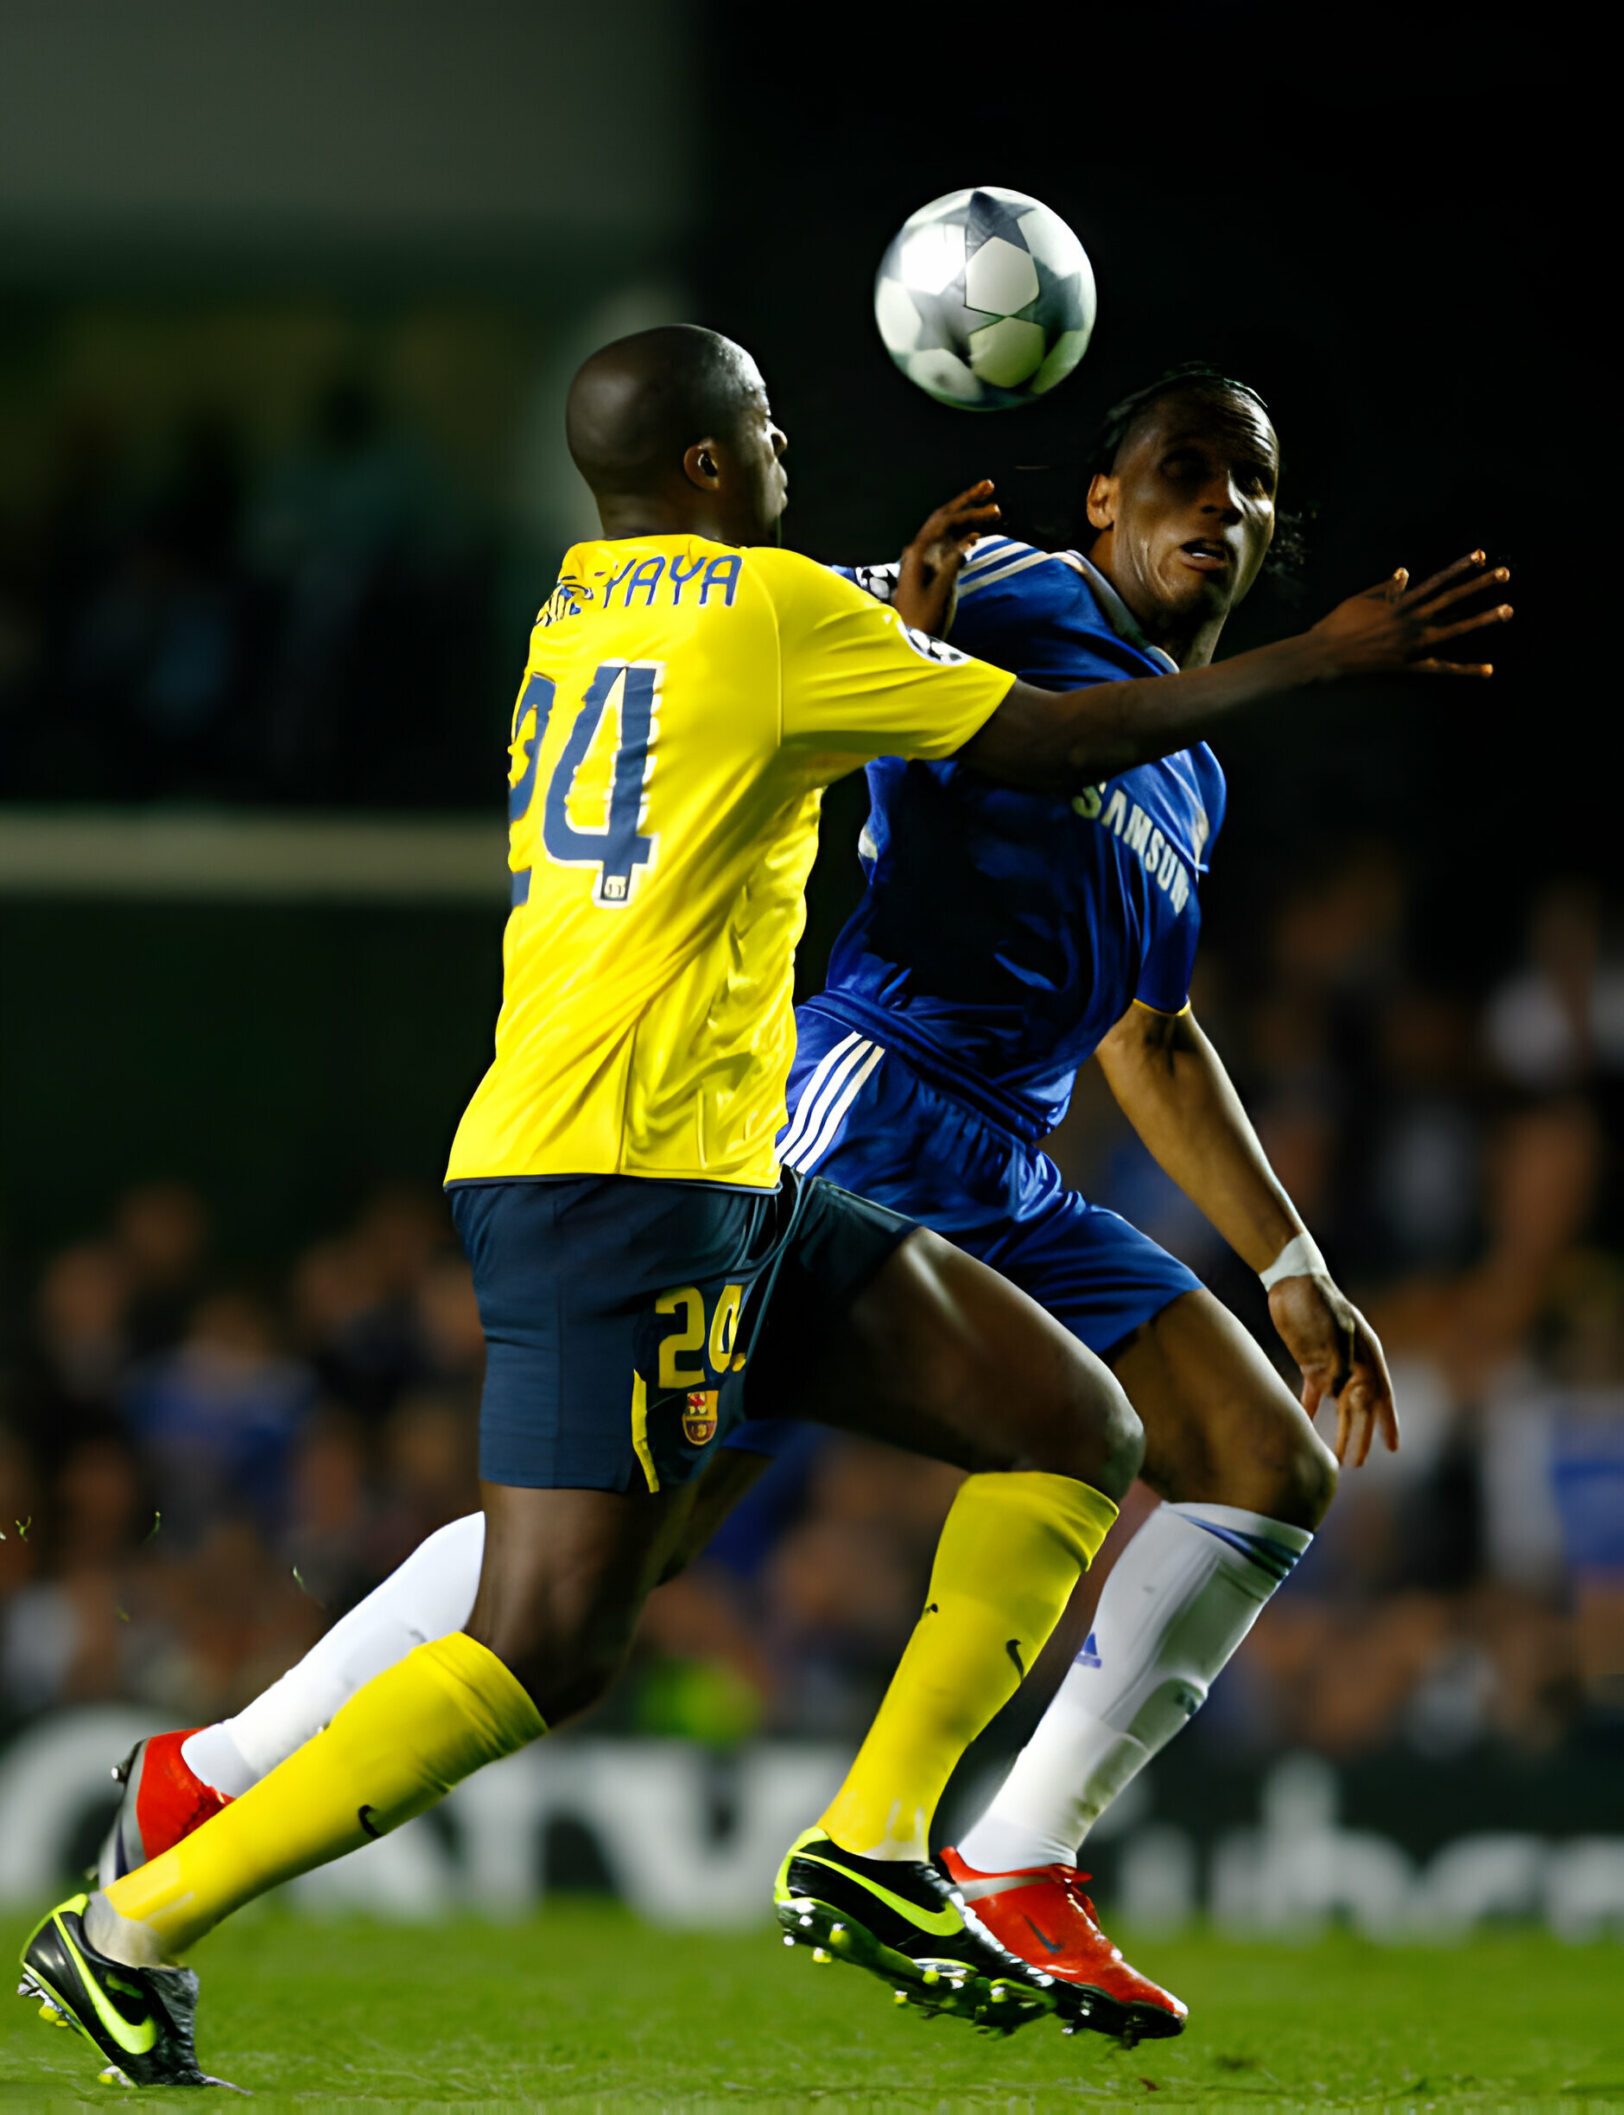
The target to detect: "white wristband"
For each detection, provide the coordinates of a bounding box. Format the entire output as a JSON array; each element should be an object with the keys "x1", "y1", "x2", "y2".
[{"x1": 1260, "y1": 1232, "x2": 1327, "y2": 1289}]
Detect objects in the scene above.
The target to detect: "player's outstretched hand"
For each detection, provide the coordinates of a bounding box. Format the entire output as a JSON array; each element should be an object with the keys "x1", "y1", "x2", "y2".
[
  {"x1": 1268, "y1": 1272, "x2": 1399, "y2": 1468},
  {"x1": 1307, "y1": 552, "x2": 1512, "y2": 679},
  {"x1": 893, "y1": 480, "x2": 1001, "y2": 638}
]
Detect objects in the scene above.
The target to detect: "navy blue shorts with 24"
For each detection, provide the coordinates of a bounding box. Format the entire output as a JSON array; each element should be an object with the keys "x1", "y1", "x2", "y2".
[{"x1": 449, "y1": 1169, "x2": 911, "y2": 1494}]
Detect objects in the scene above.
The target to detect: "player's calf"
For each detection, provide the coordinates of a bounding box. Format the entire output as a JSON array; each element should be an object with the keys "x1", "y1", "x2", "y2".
[{"x1": 464, "y1": 1482, "x2": 696, "y2": 1723}]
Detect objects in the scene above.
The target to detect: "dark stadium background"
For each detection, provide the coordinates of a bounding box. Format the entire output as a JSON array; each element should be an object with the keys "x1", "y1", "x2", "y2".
[{"x1": 2, "y1": 3, "x2": 1616, "y2": 1937}]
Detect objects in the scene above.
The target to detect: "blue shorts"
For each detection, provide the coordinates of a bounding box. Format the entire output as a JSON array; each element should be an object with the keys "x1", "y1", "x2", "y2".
[
  {"x1": 449, "y1": 1170, "x2": 912, "y2": 1492},
  {"x1": 723, "y1": 1018, "x2": 1200, "y2": 1465},
  {"x1": 778, "y1": 1002, "x2": 1199, "y2": 1356}
]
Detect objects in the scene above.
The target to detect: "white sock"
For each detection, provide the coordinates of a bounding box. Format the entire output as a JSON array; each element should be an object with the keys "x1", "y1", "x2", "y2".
[
  {"x1": 181, "y1": 1512, "x2": 486, "y2": 1794},
  {"x1": 956, "y1": 1501, "x2": 1311, "y2": 1872}
]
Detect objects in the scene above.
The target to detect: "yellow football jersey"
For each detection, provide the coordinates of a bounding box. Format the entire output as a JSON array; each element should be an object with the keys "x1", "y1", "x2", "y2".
[{"x1": 446, "y1": 535, "x2": 1012, "y2": 1190}]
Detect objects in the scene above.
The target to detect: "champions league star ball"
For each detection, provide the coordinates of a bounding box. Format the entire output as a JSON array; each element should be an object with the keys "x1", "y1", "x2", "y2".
[{"x1": 875, "y1": 187, "x2": 1096, "y2": 410}]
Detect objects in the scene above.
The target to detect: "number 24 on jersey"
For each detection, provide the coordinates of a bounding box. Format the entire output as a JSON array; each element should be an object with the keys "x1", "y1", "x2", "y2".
[{"x1": 508, "y1": 660, "x2": 662, "y2": 909}]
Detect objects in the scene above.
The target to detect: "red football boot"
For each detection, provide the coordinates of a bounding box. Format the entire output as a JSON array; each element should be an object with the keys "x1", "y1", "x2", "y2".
[
  {"x1": 939, "y1": 1846, "x2": 1187, "y2": 2041},
  {"x1": 95, "y1": 1731, "x2": 233, "y2": 1888}
]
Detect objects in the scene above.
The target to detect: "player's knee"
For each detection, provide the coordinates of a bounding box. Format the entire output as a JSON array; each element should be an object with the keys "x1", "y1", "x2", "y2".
[
  {"x1": 1192, "y1": 1384, "x2": 1338, "y2": 1529},
  {"x1": 1239, "y1": 1411, "x2": 1338, "y2": 1529},
  {"x1": 1281, "y1": 1422, "x2": 1339, "y2": 1528},
  {"x1": 1078, "y1": 1371, "x2": 1144, "y2": 1501},
  {"x1": 1027, "y1": 1357, "x2": 1143, "y2": 1501}
]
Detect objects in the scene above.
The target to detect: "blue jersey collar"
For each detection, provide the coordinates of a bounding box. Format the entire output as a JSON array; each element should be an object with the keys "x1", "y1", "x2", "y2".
[{"x1": 1062, "y1": 551, "x2": 1179, "y2": 675}]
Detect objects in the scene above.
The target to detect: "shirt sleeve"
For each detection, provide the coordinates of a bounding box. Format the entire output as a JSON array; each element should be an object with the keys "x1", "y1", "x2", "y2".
[
  {"x1": 761, "y1": 549, "x2": 1012, "y2": 760},
  {"x1": 1195, "y1": 747, "x2": 1227, "y2": 869},
  {"x1": 1133, "y1": 920, "x2": 1199, "y2": 1015}
]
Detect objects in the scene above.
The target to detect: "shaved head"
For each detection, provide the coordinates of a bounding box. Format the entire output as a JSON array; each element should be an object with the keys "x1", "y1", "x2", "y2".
[
  {"x1": 567, "y1": 326, "x2": 763, "y2": 499},
  {"x1": 562, "y1": 324, "x2": 787, "y2": 545}
]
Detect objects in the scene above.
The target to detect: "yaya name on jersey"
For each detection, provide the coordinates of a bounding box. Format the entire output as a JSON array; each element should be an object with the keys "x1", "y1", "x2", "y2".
[{"x1": 445, "y1": 535, "x2": 1010, "y2": 1194}]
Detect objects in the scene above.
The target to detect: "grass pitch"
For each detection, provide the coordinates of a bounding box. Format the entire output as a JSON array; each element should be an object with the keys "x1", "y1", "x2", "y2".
[{"x1": 2, "y1": 1901, "x2": 1620, "y2": 2109}]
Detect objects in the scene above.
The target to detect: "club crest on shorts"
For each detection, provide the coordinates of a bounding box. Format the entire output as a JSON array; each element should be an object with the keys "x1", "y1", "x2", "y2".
[{"x1": 682, "y1": 1388, "x2": 719, "y2": 1445}]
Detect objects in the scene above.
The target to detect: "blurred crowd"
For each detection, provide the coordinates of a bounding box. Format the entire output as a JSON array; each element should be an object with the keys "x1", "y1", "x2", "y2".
[
  {"x1": 1, "y1": 861, "x2": 1620, "y2": 1774},
  {"x1": 0, "y1": 385, "x2": 496, "y2": 808},
  {"x1": 1059, "y1": 859, "x2": 1624, "y2": 1767},
  {"x1": 0, "y1": 1180, "x2": 486, "y2": 1733}
]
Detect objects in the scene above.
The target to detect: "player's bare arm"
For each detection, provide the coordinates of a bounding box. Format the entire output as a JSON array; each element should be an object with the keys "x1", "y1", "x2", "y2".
[
  {"x1": 1096, "y1": 1003, "x2": 1398, "y2": 1467},
  {"x1": 958, "y1": 554, "x2": 1513, "y2": 792}
]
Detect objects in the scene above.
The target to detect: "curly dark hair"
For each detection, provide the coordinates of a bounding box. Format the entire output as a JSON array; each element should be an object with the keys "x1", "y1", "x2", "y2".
[{"x1": 1085, "y1": 361, "x2": 1272, "y2": 478}]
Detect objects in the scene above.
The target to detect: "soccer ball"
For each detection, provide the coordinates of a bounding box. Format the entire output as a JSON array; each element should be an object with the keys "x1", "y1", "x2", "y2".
[{"x1": 874, "y1": 187, "x2": 1096, "y2": 411}]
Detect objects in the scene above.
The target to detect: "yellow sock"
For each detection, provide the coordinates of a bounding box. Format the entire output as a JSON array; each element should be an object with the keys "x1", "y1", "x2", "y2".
[
  {"x1": 818, "y1": 1470, "x2": 1116, "y2": 1861},
  {"x1": 102, "y1": 1634, "x2": 543, "y2": 1959}
]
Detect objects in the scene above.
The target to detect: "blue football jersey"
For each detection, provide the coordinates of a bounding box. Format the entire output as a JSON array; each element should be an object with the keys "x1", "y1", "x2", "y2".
[{"x1": 821, "y1": 539, "x2": 1226, "y2": 1138}]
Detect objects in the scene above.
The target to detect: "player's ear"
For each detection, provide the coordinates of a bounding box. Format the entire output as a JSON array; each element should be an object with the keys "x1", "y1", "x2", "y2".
[
  {"x1": 1084, "y1": 472, "x2": 1116, "y2": 534},
  {"x1": 683, "y1": 440, "x2": 723, "y2": 493}
]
